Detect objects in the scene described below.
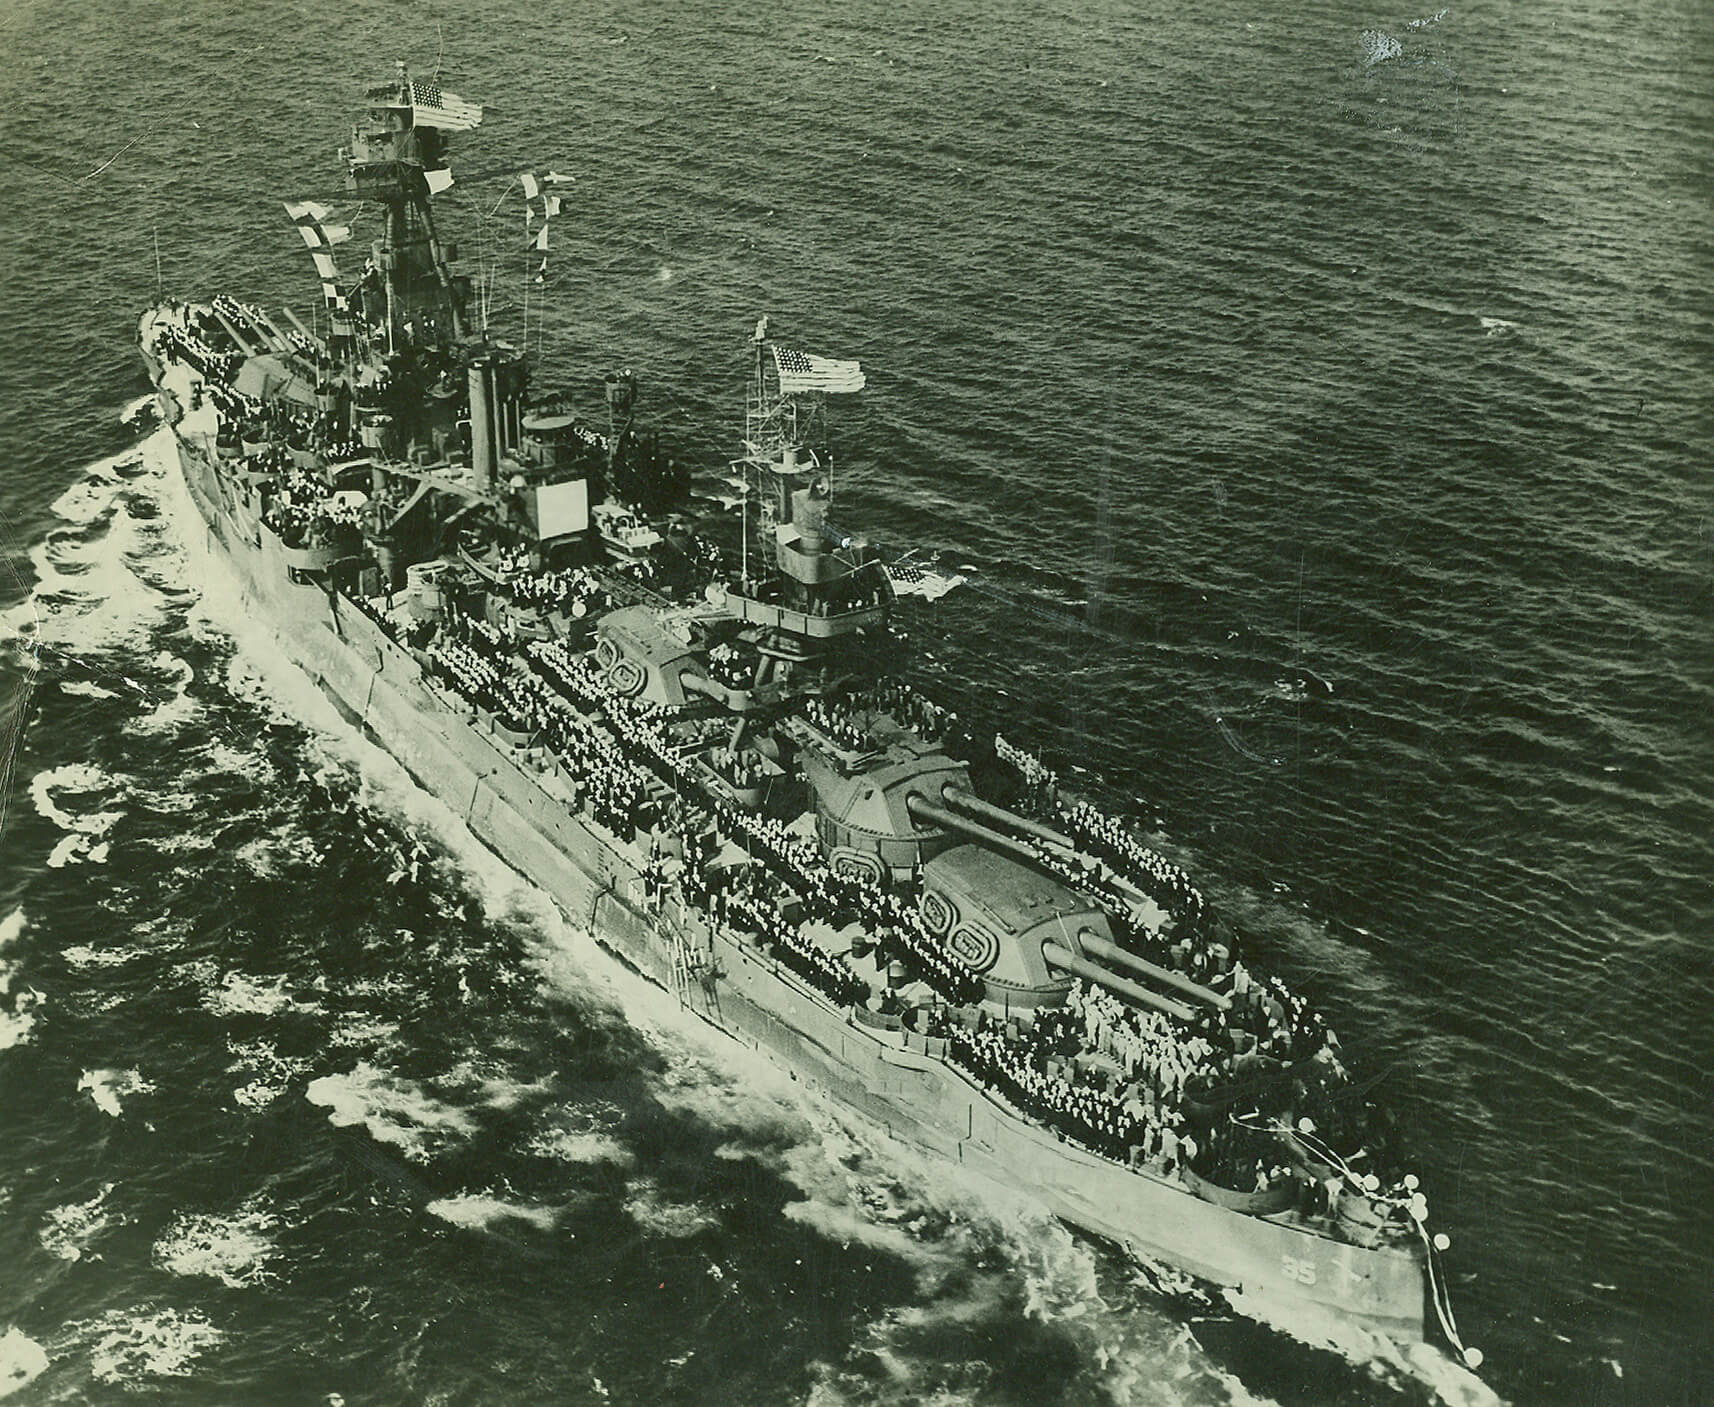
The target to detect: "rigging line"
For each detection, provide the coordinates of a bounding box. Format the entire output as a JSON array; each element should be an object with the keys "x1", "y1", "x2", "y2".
[
  {"x1": 68, "y1": 41, "x2": 268, "y2": 188},
  {"x1": 487, "y1": 176, "x2": 519, "y2": 218},
  {"x1": 78, "y1": 136, "x2": 141, "y2": 183}
]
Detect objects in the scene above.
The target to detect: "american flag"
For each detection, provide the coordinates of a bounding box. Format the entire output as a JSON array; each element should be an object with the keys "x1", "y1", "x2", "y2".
[
  {"x1": 883, "y1": 560, "x2": 964, "y2": 601},
  {"x1": 409, "y1": 80, "x2": 483, "y2": 132},
  {"x1": 771, "y1": 345, "x2": 866, "y2": 395}
]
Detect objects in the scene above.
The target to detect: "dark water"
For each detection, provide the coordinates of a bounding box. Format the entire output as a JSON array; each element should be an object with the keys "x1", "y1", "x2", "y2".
[{"x1": 2, "y1": 2, "x2": 1711, "y2": 1403}]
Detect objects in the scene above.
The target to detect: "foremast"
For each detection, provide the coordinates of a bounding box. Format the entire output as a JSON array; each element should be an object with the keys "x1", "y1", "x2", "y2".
[{"x1": 344, "y1": 61, "x2": 478, "y2": 349}]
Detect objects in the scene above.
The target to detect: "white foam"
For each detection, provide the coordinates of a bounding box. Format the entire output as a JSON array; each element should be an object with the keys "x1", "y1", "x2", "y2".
[
  {"x1": 0, "y1": 1328, "x2": 48, "y2": 1400},
  {"x1": 622, "y1": 1178, "x2": 719, "y2": 1239},
  {"x1": 152, "y1": 1200, "x2": 278, "y2": 1288},
  {"x1": 58, "y1": 679, "x2": 120, "y2": 699},
  {"x1": 1221, "y1": 1285, "x2": 1502, "y2": 1407},
  {"x1": 226, "y1": 1034, "x2": 316, "y2": 1111},
  {"x1": 436, "y1": 1058, "x2": 551, "y2": 1112},
  {"x1": 40, "y1": 1183, "x2": 120, "y2": 1261},
  {"x1": 82, "y1": 1306, "x2": 222, "y2": 1385},
  {"x1": 426, "y1": 1192, "x2": 558, "y2": 1232},
  {"x1": 47, "y1": 835, "x2": 93, "y2": 868},
  {"x1": 526, "y1": 1128, "x2": 635, "y2": 1168},
  {"x1": 77, "y1": 1068, "x2": 154, "y2": 1118},
  {"x1": 305, "y1": 1063, "x2": 476, "y2": 1162},
  {"x1": 201, "y1": 971, "x2": 294, "y2": 1018},
  {"x1": 1, "y1": 432, "x2": 195, "y2": 659},
  {"x1": 325, "y1": 1012, "x2": 401, "y2": 1052},
  {"x1": 0, "y1": 909, "x2": 36, "y2": 1052},
  {"x1": 47, "y1": 471, "x2": 121, "y2": 525},
  {"x1": 119, "y1": 393, "x2": 157, "y2": 426},
  {"x1": 2, "y1": 1006, "x2": 42, "y2": 1050},
  {"x1": 780, "y1": 1196, "x2": 933, "y2": 1265},
  {"x1": 62, "y1": 943, "x2": 144, "y2": 969},
  {"x1": 123, "y1": 651, "x2": 198, "y2": 736},
  {"x1": 29, "y1": 762, "x2": 124, "y2": 836}
]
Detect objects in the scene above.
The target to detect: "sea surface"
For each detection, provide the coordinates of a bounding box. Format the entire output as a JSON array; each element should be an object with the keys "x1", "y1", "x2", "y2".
[{"x1": 1, "y1": 2, "x2": 1710, "y2": 1404}]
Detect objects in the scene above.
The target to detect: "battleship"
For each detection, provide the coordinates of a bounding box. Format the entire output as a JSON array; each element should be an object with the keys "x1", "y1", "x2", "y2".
[{"x1": 136, "y1": 67, "x2": 1479, "y2": 1369}]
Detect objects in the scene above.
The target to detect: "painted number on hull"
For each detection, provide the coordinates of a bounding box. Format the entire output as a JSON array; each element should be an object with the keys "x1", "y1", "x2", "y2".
[{"x1": 1281, "y1": 1254, "x2": 1318, "y2": 1287}]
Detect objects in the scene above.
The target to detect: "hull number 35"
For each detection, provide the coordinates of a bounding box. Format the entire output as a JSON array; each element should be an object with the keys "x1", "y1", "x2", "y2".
[{"x1": 1281, "y1": 1254, "x2": 1318, "y2": 1286}]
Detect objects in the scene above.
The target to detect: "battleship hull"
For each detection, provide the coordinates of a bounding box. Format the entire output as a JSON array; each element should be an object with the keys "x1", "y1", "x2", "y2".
[{"x1": 143, "y1": 322, "x2": 1428, "y2": 1345}]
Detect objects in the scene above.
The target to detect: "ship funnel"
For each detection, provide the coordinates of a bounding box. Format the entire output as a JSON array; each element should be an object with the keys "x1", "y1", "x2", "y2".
[
  {"x1": 468, "y1": 357, "x2": 495, "y2": 493},
  {"x1": 794, "y1": 484, "x2": 827, "y2": 554}
]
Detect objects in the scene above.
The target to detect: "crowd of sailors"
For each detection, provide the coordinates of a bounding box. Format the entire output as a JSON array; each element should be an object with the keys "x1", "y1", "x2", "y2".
[
  {"x1": 403, "y1": 596, "x2": 1402, "y2": 1229},
  {"x1": 264, "y1": 465, "x2": 365, "y2": 549},
  {"x1": 154, "y1": 313, "x2": 242, "y2": 384},
  {"x1": 856, "y1": 677, "x2": 960, "y2": 745},
  {"x1": 494, "y1": 548, "x2": 608, "y2": 616},
  {"x1": 705, "y1": 641, "x2": 754, "y2": 692},
  {"x1": 713, "y1": 882, "x2": 868, "y2": 1007},
  {"x1": 944, "y1": 977, "x2": 1375, "y2": 1209},
  {"x1": 795, "y1": 680, "x2": 963, "y2": 756},
  {"x1": 799, "y1": 694, "x2": 869, "y2": 752}
]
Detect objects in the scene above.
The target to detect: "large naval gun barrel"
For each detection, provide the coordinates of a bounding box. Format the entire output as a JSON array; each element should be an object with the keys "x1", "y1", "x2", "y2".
[
  {"x1": 1041, "y1": 943, "x2": 1195, "y2": 1023},
  {"x1": 905, "y1": 796, "x2": 1038, "y2": 866},
  {"x1": 937, "y1": 785, "x2": 1228, "y2": 1011},
  {"x1": 1076, "y1": 932, "x2": 1228, "y2": 1012},
  {"x1": 940, "y1": 785, "x2": 1071, "y2": 849},
  {"x1": 908, "y1": 793, "x2": 1225, "y2": 1020}
]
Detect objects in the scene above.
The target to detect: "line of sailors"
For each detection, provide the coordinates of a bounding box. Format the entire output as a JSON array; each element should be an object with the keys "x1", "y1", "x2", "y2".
[
  {"x1": 995, "y1": 734, "x2": 1058, "y2": 793},
  {"x1": 858, "y1": 678, "x2": 959, "y2": 744},
  {"x1": 1059, "y1": 798, "x2": 1209, "y2": 932},
  {"x1": 718, "y1": 880, "x2": 869, "y2": 1008}
]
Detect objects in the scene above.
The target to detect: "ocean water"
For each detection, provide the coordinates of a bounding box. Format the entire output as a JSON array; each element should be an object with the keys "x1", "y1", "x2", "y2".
[{"x1": 1, "y1": 2, "x2": 1710, "y2": 1404}]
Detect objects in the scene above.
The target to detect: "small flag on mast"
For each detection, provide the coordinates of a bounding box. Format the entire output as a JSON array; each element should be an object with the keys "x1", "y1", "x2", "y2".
[
  {"x1": 409, "y1": 80, "x2": 482, "y2": 131},
  {"x1": 771, "y1": 345, "x2": 866, "y2": 394}
]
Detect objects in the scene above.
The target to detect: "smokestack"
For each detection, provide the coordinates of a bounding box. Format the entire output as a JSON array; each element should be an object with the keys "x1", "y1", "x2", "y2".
[{"x1": 468, "y1": 357, "x2": 494, "y2": 493}]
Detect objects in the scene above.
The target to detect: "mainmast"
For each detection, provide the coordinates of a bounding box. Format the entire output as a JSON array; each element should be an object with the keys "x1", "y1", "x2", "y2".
[{"x1": 726, "y1": 320, "x2": 885, "y2": 692}]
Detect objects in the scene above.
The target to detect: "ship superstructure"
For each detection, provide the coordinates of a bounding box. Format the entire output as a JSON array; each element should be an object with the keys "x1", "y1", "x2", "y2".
[{"x1": 135, "y1": 68, "x2": 1481, "y2": 1370}]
